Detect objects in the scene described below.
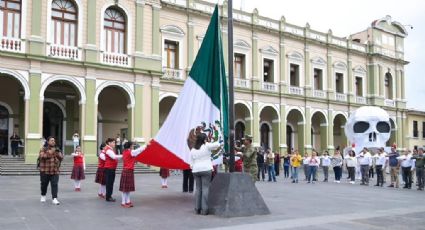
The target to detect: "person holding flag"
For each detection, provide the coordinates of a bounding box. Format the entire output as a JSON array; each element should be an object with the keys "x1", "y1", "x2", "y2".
[
  {"x1": 119, "y1": 141, "x2": 145, "y2": 208},
  {"x1": 135, "y1": 5, "x2": 228, "y2": 171}
]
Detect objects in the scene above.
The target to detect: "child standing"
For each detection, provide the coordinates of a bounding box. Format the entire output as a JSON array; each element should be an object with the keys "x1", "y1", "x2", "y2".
[
  {"x1": 71, "y1": 146, "x2": 85, "y2": 191},
  {"x1": 119, "y1": 141, "x2": 145, "y2": 208},
  {"x1": 160, "y1": 168, "x2": 170, "y2": 188},
  {"x1": 95, "y1": 143, "x2": 106, "y2": 198}
]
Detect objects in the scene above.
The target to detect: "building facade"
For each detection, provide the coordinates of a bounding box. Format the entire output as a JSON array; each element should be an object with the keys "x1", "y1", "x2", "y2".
[
  {"x1": 0, "y1": 0, "x2": 410, "y2": 164},
  {"x1": 406, "y1": 110, "x2": 425, "y2": 150}
]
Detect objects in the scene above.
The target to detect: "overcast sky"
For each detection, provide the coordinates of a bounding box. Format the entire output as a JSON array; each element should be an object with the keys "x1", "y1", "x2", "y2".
[{"x1": 211, "y1": 0, "x2": 425, "y2": 110}]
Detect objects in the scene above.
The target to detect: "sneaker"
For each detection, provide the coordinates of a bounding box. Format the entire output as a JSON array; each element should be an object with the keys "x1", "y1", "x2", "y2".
[
  {"x1": 336, "y1": 181, "x2": 340, "y2": 183},
  {"x1": 52, "y1": 198, "x2": 60, "y2": 205},
  {"x1": 40, "y1": 196, "x2": 46, "y2": 203}
]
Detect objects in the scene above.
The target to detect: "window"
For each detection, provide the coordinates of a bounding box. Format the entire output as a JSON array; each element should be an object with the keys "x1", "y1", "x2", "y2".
[
  {"x1": 385, "y1": 73, "x2": 393, "y2": 99},
  {"x1": 313, "y1": 68, "x2": 323, "y2": 90},
  {"x1": 234, "y1": 53, "x2": 245, "y2": 79},
  {"x1": 51, "y1": 0, "x2": 77, "y2": 46},
  {"x1": 0, "y1": 0, "x2": 21, "y2": 38},
  {"x1": 104, "y1": 7, "x2": 126, "y2": 53},
  {"x1": 355, "y1": 77, "x2": 363, "y2": 96},
  {"x1": 413, "y1": 121, "x2": 418, "y2": 138},
  {"x1": 422, "y1": 122, "x2": 425, "y2": 138},
  {"x1": 290, "y1": 64, "x2": 299, "y2": 86},
  {"x1": 164, "y1": 40, "x2": 178, "y2": 69},
  {"x1": 263, "y1": 59, "x2": 274, "y2": 82},
  {"x1": 335, "y1": 73, "x2": 344, "y2": 93}
]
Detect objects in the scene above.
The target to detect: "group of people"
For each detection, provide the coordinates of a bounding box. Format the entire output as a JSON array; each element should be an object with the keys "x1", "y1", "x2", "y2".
[{"x1": 249, "y1": 144, "x2": 425, "y2": 191}]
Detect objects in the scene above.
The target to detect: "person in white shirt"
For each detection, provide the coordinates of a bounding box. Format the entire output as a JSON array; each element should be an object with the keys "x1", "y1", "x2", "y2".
[
  {"x1": 72, "y1": 132, "x2": 79, "y2": 151},
  {"x1": 374, "y1": 148, "x2": 387, "y2": 187},
  {"x1": 357, "y1": 147, "x2": 372, "y2": 185},
  {"x1": 321, "y1": 151, "x2": 331, "y2": 182},
  {"x1": 345, "y1": 150, "x2": 357, "y2": 184},
  {"x1": 190, "y1": 133, "x2": 221, "y2": 215},
  {"x1": 307, "y1": 151, "x2": 320, "y2": 184},
  {"x1": 398, "y1": 150, "x2": 414, "y2": 189}
]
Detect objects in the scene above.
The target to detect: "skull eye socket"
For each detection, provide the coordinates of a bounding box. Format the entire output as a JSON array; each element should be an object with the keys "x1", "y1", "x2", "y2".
[
  {"x1": 353, "y1": 121, "x2": 370, "y2": 133},
  {"x1": 377, "y1": 121, "x2": 391, "y2": 133}
]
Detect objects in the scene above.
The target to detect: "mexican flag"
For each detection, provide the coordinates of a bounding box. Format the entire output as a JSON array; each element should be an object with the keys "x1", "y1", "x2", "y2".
[{"x1": 136, "y1": 5, "x2": 228, "y2": 169}]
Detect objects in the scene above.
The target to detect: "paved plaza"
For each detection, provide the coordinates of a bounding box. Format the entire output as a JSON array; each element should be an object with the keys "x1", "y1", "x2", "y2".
[{"x1": 0, "y1": 172, "x2": 424, "y2": 230}]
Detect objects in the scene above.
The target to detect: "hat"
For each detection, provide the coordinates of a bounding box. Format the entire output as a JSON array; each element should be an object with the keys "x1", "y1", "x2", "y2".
[{"x1": 241, "y1": 134, "x2": 253, "y2": 141}]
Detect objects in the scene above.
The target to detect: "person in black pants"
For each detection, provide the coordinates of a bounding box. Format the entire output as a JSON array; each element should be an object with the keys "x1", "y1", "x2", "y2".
[
  {"x1": 182, "y1": 169, "x2": 194, "y2": 193},
  {"x1": 257, "y1": 151, "x2": 265, "y2": 181},
  {"x1": 104, "y1": 138, "x2": 122, "y2": 202}
]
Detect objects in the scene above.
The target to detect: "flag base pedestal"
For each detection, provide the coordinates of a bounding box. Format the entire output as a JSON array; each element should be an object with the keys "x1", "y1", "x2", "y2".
[{"x1": 208, "y1": 172, "x2": 270, "y2": 217}]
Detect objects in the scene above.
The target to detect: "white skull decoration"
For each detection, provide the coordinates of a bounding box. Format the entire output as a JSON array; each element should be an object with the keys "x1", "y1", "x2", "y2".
[{"x1": 344, "y1": 106, "x2": 391, "y2": 151}]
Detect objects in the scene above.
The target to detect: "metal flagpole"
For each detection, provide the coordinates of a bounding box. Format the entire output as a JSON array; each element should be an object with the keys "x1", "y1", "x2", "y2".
[{"x1": 227, "y1": 0, "x2": 235, "y2": 172}]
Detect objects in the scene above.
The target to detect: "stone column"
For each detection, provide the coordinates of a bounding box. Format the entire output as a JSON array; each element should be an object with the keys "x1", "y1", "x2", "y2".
[
  {"x1": 252, "y1": 102, "x2": 260, "y2": 147},
  {"x1": 187, "y1": 19, "x2": 195, "y2": 69},
  {"x1": 152, "y1": 5, "x2": 161, "y2": 56},
  {"x1": 25, "y1": 70, "x2": 42, "y2": 163},
  {"x1": 85, "y1": 0, "x2": 98, "y2": 63},
  {"x1": 28, "y1": 0, "x2": 44, "y2": 55},
  {"x1": 82, "y1": 78, "x2": 97, "y2": 163},
  {"x1": 151, "y1": 79, "x2": 160, "y2": 136},
  {"x1": 252, "y1": 34, "x2": 260, "y2": 91},
  {"x1": 65, "y1": 95, "x2": 76, "y2": 154},
  {"x1": 280, "y1": 40, "x2": 286, "y2": 94},
  {"x1": 304, "y1": 107, "x2": 312, "y2": 155},
  {"x1": 133, "y1": 82, "x2": 145, "y2": 144},
  {"x1": 347, "y1": 56, "x2": 354, "y2": 103},
  {"x1": 327, "y1": 110, "x2": 334, "y2": 154},
  {"x1": 327, "y1": 51, "x2": 334, "y2": 99},
  {"x1": 320, "y1": 123, "x2": 328, "y2": 153},
  {"x1": 304, "y1": 45, "x2": 311, "y2": 97},
  {"x1": 272, "y1": 120, "x2": 280, "y2": 153},
  {"x1": 279, "y1": 104, "x2": 287, "y2": 154}
]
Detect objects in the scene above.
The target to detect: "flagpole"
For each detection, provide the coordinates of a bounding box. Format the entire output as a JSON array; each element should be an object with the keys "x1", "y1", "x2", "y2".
[{"x1": 227, "y1": 0, "x2": 235, "y2": 172}]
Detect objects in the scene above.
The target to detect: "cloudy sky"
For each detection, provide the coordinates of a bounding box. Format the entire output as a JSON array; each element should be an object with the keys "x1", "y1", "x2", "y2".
[{"x1": 211, "y1": 0, "x2": 425, "y2": 110}]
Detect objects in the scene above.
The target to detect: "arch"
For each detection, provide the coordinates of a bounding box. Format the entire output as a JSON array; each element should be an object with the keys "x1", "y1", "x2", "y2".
[
  {"x1": 159, "y1": 92, "x2": 178, "y2": 102},
  {"x1": 286, "y1": 106, "x2": 305, "y2": 122},
  {"x1": 160, "y1": 25, "x2": 185, "y2": 37},
  {"x1": 43, "y1": 98, "x2": 66, "y2": 118},
  {"x1": 95, "y1": 81, "x2": 135, "y2": 107},
  {"x1": 235, "y1": 100, "x2": 253, "y2": 120},
  {"x1": 40, "y1": 75, "x2": 86, "y2": 104},
  {"x1": 333, "y1": 111, "x2": 348, "y2": 121},
  {"x1": 100, "y1": 1, "x2": 133, "y2": 53},
  {"x1": 258, "y1": 103, "x2": 280, "y2": 122},
  {"x1": 389, "y1": 117, "x2": 397, "y2": 130},
  {"x1": 0, "y1": 101, "x2": 13, "y2": 115},
  {"x1": 286, "y1": 51, "x2": 303, "y2": 61},
  {"x1": 310, "y1": 109, "x2": 328, "y2": 125},
  {"x1": 0, "y1": 68, "x2": 30, "y2": 100}
]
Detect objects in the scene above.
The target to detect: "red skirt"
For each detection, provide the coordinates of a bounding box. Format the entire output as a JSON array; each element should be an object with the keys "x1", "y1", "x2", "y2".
[
  {"x1": 119, "y1": 169, "x2": 135, "y2": 192},
  {"x1": 159, "y1": 168, "x2": 170, "y2": 178},
  {"x1": 95, "y1": 167, "x2": 105, "y2": 185},
  {"x1": 71, "y1": 165, "x2": 85, "y2": 180}
]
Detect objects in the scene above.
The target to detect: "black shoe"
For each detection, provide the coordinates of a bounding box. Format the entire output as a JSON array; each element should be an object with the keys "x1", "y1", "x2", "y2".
[
  {"x1": 106, "y1": 198, "x2": 116, "y2": 202},
  {"x1": 292, "y1": 180, "x2": 295, "y2": 183},
  {"x1": 374, "y1": 184, "x2": 380, "y2": 186},
  {"x1": 387, "y1": 185, "x2": 394, "y2": 188}
]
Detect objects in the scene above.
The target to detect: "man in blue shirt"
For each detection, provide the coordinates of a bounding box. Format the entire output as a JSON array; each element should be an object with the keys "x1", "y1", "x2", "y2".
[{"x1": 387, "y1": 144, "x2": 400, "y2": 188}]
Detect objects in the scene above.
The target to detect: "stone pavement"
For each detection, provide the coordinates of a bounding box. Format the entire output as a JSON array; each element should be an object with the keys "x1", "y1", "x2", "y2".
[{"x1": 0, "y1": 172, "x2": 424, "y2": 230}]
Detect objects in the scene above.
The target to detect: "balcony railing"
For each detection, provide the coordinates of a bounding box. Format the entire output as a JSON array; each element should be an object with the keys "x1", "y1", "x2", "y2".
[
  {"x1": 261, "y1": 82, "x2": 278, "y2": 92},
  {"x1": 101, "y1": 52, "x2": 130, "y2": 67},
  {"x1": 0, "y1": 37, "x2": 24, "y2": 53},
  {"x1": 384, "y1": 99, "x2": 395, "y2": 107},
  {"x1": 356, "y1": 96, "x2": 367, "y2": 104},
  {"x1": 313, "y1": 90, "x2": 326, "y2": 99},
  {"x1": 48, "y1": 44, "x2": 81, "y2": 60},
  {"x1": 289, "y1": 86, "x2": 304, "y2": 96},
  {"x1": 235, "y1": 78, "x2": 251, "y2": 89},
  {"x1": 335, "y1": 93, "x2": 347, "y2": 102},
  {"x1": 162, "y1": 67, "x2": 184, "y2": 80}
]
